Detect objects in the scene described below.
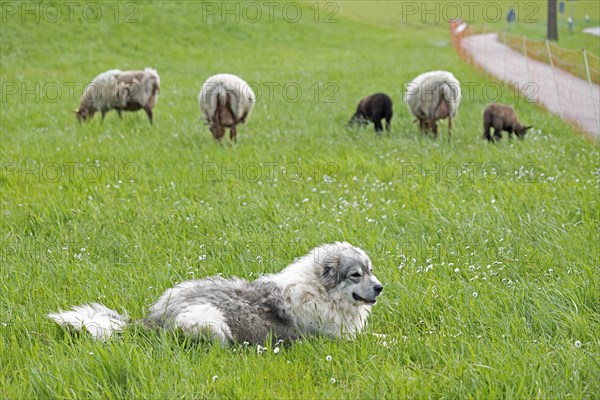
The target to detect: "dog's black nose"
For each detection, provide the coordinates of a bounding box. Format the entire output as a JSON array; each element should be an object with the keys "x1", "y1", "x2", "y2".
[{"x1": 374, "y1": 284, "x2": 383, "y2": 294}]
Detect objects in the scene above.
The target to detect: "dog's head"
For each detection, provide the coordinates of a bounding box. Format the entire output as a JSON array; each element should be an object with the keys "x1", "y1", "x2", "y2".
[{"x1": 316, "y1": 242, "x2": 383, "y2": 306}]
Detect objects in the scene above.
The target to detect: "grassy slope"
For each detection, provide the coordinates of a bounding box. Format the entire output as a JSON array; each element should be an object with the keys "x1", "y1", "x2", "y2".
[
  {"x1": 340, "y1": 0, "x2": 599, "y2": 53},
  {"x1": 1, "y1": 1, "x2": 599, "y2": 398},
  {"x1": 339, "y1": 1, "x2": 600, "y2": 82}
]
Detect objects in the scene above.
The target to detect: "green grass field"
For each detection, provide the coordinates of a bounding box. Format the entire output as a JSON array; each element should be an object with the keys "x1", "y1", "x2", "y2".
[{"x1": 1, "y1": 1, "x2": 599, "y2": 398}]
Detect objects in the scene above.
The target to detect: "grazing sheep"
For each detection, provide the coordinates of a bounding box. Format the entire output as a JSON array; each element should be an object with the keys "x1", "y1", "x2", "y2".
[
  {"x1": 405, "y1": 70, "x2": 461, "y2": 140},
  {"x1": 75, "y1": 68, "x2": 160, "y2": 124},
  {"x1": 483, "y1": 103, "x2": 532, "y2": 142},
  {"x1": 347, "y1": 93, "x2": 393, "y2": 134},
  {"x1": 198, "y1": 73, "x2": 256, "y2": 141}
]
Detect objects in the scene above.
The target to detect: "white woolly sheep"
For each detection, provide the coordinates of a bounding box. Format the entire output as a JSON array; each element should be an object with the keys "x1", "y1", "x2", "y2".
[
  {"x1": 75, "y1": 67, "x2": 160, "y2": 124},
  {"x1": 198, "y1": 73, "x2": 256, "y2": 141},
  {"x1": 405, "y1": 70, "x2": 461, "y2": 140}
]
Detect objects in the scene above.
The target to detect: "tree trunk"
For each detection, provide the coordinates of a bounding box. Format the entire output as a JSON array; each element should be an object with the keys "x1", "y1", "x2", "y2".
[{"x1": 548, "y1": 0, "x2": 559, "y2": 41}]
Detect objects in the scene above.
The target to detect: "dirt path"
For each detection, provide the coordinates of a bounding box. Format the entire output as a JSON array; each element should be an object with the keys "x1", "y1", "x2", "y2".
[{"x1": 462, "y1": 33, "x2": 599, "y2": 138}]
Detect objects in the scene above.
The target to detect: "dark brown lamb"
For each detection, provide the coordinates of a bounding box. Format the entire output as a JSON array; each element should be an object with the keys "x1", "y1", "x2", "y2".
[
  {"x1": 483, "y1": 103, "x2": 532, "y2": 142},
  {"x1": 347, "y1": 93, "x2": 393, "y2": 134}
]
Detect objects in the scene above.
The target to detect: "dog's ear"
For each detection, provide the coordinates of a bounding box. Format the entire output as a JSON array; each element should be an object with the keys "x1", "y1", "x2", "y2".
[
  {"x1": 315, "y1": 243, "x2": 344, "y2": 289},
  {"x1": 320, "y1": 264, "x2": 339, "y2": 289},
  {"x1": 319, "y1": 248, "x2": 341, "y2": 289}
]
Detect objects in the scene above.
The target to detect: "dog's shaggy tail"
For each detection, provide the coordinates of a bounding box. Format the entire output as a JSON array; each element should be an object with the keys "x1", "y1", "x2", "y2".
[{"x1": 47, "y1": 303, "x2": 129, "y2": 341}]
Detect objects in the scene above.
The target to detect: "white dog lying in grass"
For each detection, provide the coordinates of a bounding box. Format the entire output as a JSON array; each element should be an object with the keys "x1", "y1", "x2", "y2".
[{"x1": 48, "y1": 242, "x2": 383, "y2": 344}]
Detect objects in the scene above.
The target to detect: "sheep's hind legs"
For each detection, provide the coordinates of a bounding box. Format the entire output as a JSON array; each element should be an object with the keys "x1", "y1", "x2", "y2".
[
  {"x1": 431, "y1": 121, "x2": 439, "y2": 139},
  {"x1": 230, "y1": 123, "x2": 238, "y2": 142},
  {"x1": 418, "y1": 119, "x2": 430, "y2": 135},
  {"x1": 212, "y1": 114, "x2": 224, "y2": 140},
  {"x1": 144, "y1": 106, "x2": 153, "y2": 124}
]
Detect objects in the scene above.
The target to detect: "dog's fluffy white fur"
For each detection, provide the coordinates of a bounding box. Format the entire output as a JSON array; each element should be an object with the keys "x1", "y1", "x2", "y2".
[{"x1": 48, "y1": 242, "x2": 383, "y2": 344}]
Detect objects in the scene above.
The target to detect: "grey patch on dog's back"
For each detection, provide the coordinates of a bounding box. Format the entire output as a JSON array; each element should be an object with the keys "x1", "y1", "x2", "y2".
[{"x1": 144, "y1": 277, "x2": 299, "y2": 343}]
